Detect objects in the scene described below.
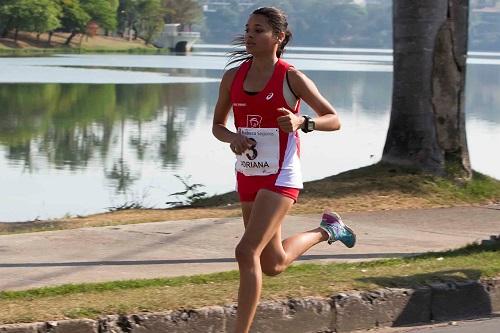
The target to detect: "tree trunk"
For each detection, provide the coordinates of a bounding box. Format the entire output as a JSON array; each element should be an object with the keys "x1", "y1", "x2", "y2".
[
  {"x1": 128, "y1": 23, "x2": 133, "y2": 41},
  {"x1": 1, "y1": 18, "x2": 12, "y2": 37},
  {"x1": 382, "y1": 0, "x2": 471, "y2": 179},
  {"x1": 14, "y1": 29, "x2": 18, "y2": 42},
  {"x1": 65, "y1": 31, "x2": 77, "y2": 45},
  {"x1": 48, "y1": 31, "x2": 53, "y2": 46},
  {"x1": 132, "y1": 26, "x2": 138, "y2": 40}
]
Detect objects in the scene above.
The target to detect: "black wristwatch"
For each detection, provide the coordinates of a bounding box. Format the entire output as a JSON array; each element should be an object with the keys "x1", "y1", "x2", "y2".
[{"x1": 301, "y1": 115, "x2": 315, "y2": 133}]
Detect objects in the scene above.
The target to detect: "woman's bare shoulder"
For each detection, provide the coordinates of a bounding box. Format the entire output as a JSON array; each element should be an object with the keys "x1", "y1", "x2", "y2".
[
  {"x1": 286, "y1": 67, "x2": 314, "y2": 97},
  {"x1": 287, "y1": 66, "x2": 308, "y2": 82},
  {"x1": 223, "y1": 66, "x2": 239, "y2": 81},
  {"x1": 220, "y1": 66, "x2": 239, "y2": 90}
]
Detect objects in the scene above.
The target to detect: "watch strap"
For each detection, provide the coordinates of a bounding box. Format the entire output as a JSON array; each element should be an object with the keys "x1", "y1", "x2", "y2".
[{"x1": 301, "y1": 115, "x2": 313, "y2": 133}]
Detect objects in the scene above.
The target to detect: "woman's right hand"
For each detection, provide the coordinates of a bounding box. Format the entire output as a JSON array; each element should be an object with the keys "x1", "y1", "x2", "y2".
[{"x1": 229, "y1": 134, "x2": 255, "y2": 155}]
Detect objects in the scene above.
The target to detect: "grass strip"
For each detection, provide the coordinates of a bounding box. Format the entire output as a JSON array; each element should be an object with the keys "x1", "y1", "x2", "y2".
[
  {"x1": 0, "y1": 242, "x2": 498, "y2": 324},
  {"x1": 0, "y1": 32, "x2": 159, "y2": 55}
]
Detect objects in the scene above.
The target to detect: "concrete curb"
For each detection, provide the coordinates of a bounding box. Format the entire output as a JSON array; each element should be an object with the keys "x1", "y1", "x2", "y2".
[{"x1": 1, "y1": 278, "x2": 499, "y2": 333}]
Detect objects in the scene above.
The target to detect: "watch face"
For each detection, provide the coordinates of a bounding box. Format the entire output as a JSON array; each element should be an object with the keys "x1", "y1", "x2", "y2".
[
  {"x1": 302, "y1": 116, "x2": 313, "y2": 133},
  {"x1": 307, "y1": 120, "x2": 314, "y2": 131}
]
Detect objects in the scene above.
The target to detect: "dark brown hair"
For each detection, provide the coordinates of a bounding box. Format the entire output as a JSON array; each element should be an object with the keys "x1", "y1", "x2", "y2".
[{"x1": 227, "y1": 7, "x2": 292, "y2": 67}]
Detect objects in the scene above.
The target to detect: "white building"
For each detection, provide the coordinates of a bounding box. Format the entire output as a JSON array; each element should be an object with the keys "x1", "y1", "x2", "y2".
[{"x1": 154, "y1": 24, "x2": 201, "y2": 51}]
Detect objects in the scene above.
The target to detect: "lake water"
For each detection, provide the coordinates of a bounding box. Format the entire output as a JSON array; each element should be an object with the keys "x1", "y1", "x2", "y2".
[{"x1": 0, "y1": 45, "x2": 499, "y2": 222}]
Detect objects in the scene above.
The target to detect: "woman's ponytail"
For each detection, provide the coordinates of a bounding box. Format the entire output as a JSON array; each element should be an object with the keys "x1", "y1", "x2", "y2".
[{"x1": 277, "y1": 29, "x2": 292, "y2": 58}]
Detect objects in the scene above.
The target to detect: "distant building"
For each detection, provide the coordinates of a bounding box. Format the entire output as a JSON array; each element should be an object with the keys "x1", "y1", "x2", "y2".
[
  {"x1": 154, "y1": 24, "x2": 201, "y2": 52},
  {"x1": 86, "y1": 21, "x2": 99, "y2": 37}
]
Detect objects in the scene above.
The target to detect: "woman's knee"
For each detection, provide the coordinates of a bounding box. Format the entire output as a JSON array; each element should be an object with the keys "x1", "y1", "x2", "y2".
[{"x1": 235, "y1": 242, "x2": 258, "y2": 265}]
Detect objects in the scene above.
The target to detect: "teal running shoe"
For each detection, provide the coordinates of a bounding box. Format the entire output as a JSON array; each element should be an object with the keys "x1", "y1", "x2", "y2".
[{"x1": 319, "y1": 210, "x2": 356, "y2": 248}]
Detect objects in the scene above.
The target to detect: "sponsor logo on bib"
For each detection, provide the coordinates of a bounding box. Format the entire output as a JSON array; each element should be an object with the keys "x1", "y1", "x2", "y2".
[{"x1": 266, "y1": 92, "x2": 274, "y2": 100}]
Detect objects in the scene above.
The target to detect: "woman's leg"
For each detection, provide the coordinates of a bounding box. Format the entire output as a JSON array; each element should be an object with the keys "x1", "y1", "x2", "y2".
[
  {"x1": 241, "y1": 197, "x2": 328, "y2": 277},
  {"x1": 260, "y1": 225, "x2": 328, "y2": 276},
  {"x1": 235, "y1": 190, "x2": 350, "y2": 332},
  {"x1": 234, "y1": 189, "x2": 294, "y2": 333}
]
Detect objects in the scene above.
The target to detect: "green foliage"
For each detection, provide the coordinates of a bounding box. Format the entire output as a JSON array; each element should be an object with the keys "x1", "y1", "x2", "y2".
[
  {"x1": 0, "y1": 0, "x2": 62, "y2": 36},
  {"x1": 0, "y1": 0, "x2": 497, "y2": 50},
  {"x1": 166, "y1": 175, "x2": 208, "y2": 207},
  {"x1": 57, "y1": 0, "x2": 91, "y2": 33},
  {"x1": 108, "y1": 0, "x2": 119, "y2": 11},
  {"x1": 432, "y1": 171, "x2": 500, "y2": 203},
  {"x1": 118, "y1": 0, "x2": 202, "y2": 43},
  {"x1": 117, "y1": 0, "x2": 140, "y2": 35},
  {"x1": 0, "y1": 0, "x2": 120, "y2": 35},
  {"x1": 137, "y1": 0, "x2": 165, "y2": 44},
  {"x1": 162, "y1": 0, "x2": 202, "y2": 25},
  {"x1": 81, "y1": 0, "x2": 117, "y2": 30},
  {"x1": 117, "y1": 0, "x2": 165, "y2": 41},
  {"x1": 31, "y1": 0, "x2": 62, "y2": 33}
]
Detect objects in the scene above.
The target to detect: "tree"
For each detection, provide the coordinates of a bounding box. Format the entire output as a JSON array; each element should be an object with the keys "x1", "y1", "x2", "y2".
[
  {"x1": 0, "y1": 0, "x2": 16, "y2": 37},
  {"x1": 118, "y1": 0, "x2": 141, "y2": 40},
  {"x1": 57, "y1": 0, "x2": 91, "y2": 45},
  {"x1": 106, "y1": 0, "x2": 119, "y2": 35},
  {"x1": 137, "y1": 0, "x2": 164, "y2": 44},
  {"x1": 0, "y1": 0, "x2": 61, "y2": 41},
  {"x1": 80, "y1": 0, "x2": 117, "y2": 31},
  {"x1": 162, "y1": 0, "x2": 201, "y2": 29},
  {"x1": 0, "y1": 0, "x2": 62, "y2": 43},
  {"x1": 382, "y1": 0, "x2": 471, "y2": 179},
  {"x1": 30, "y1": 0, "x2": 62, "y2": 43}
]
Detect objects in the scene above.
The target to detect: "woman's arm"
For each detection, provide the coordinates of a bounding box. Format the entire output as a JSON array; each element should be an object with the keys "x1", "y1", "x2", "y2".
[
  {"x1": 280, "y1": 68, "x2": 341, "y2": 132},
  {"x1": 212, "y1": 68, "x2": 254, "y2": 154}
]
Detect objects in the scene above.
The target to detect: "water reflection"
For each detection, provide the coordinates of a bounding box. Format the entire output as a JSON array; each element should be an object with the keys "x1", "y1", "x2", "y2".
[
  {"x1": 0, "y1": 72, "x2": 399, "y2": 172},
  {"x1": 0, "y1": 83, "x2": 210, "y2": 196},
  {"x1": 0, "y1": 60, "x2": 498, "y2": 221},
  {"x1": 305, "y1": 71, "x2": 391, "y2": 114},
  {"x1": 466, "y1": 65, "x2": 500, "y2": 124}
]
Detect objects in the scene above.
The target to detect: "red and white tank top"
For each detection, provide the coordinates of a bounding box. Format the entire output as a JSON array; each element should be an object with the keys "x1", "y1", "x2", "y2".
[{"x1": 230, "y1": 58, "x2": 303, "y2": 189}]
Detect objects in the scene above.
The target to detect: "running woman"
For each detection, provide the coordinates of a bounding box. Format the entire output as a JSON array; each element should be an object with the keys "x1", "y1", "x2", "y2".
[{"x1": 212, "y1": 7, "x2": 356, "y2": 333}]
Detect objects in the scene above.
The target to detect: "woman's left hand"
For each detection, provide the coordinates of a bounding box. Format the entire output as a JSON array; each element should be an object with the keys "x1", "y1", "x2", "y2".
[{"x1": 276, "y1": 108, "x2": 304, "y2": 133}]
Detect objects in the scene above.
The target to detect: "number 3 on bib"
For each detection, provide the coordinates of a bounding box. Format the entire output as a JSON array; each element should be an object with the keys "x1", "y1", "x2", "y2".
[{"x1": 235, "y1": 128, "x2": 279, "y2": 176}]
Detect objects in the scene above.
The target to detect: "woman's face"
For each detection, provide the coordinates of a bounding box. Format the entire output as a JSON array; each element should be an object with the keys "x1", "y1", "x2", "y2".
[{"x1": 244, "y1": 14, "x2": 280, "y2": 56}]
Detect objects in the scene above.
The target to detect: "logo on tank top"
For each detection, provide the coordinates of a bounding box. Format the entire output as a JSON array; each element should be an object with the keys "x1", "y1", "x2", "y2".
[
  {"x1": 246, "y1": 115, "x2": 262, "y2": 128},
  {"x1": 266, "y1": 92, "x2": 274, "y2": 100}
]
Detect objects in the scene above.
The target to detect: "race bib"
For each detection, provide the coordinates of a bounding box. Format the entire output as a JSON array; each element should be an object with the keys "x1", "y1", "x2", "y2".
[{"x1": 235, "y1": 127, "x2": 280, "y2": 176}]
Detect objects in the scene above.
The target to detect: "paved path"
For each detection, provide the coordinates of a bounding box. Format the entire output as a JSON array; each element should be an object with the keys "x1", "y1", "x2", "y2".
[
  {"x1": 368, "y1": 316, "x2": 500, "y2": 333},
  {"x1": 0, "y1": 206, "x2": 498, "y2": 291}
]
